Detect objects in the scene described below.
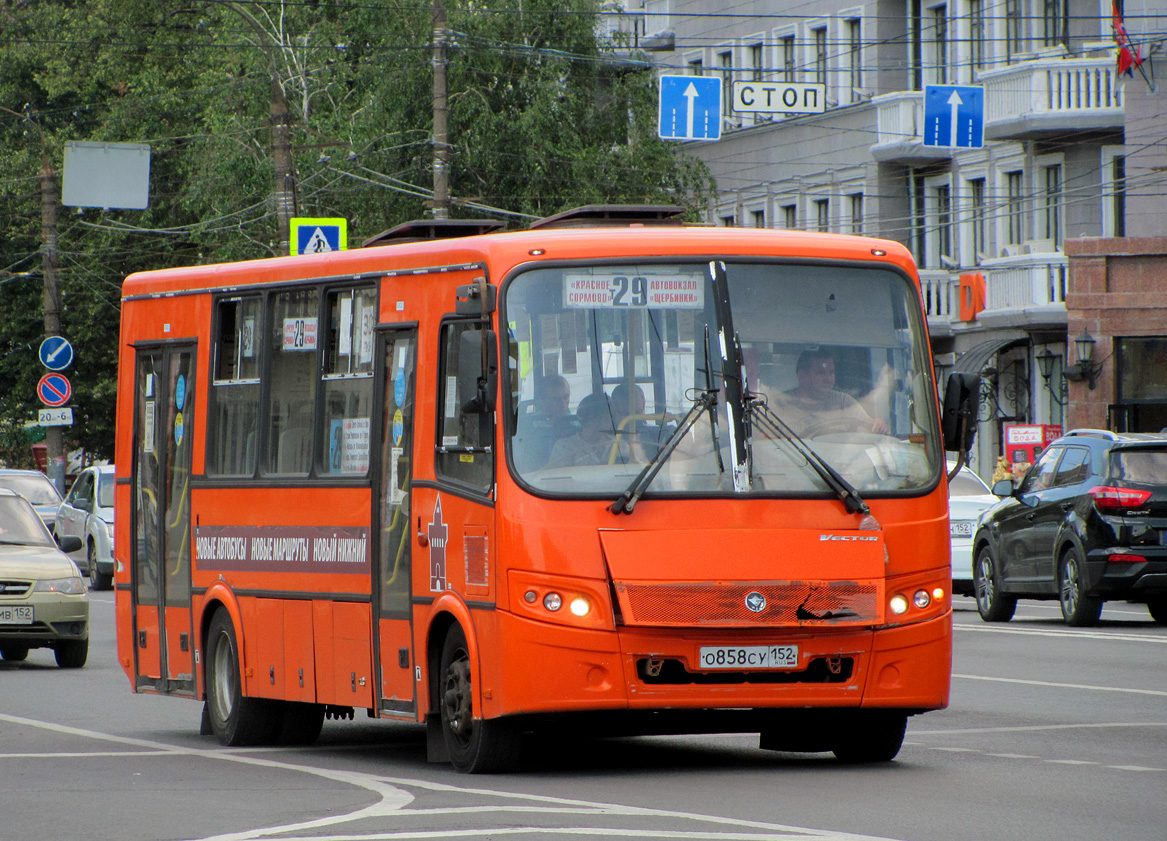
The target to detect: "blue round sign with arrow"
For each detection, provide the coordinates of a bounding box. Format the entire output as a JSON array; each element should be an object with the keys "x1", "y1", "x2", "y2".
[{"x1": 39, "y1": 336, "x2": 74, "y2": 372}]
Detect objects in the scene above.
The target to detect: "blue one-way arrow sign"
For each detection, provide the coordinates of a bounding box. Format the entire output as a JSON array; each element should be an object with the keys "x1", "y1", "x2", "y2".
[
  {"x1": 659, "y1": 75, "x2": 722, "y2": 141},
  {"x1": 923, "y1": 85, "x2": 984, "y2": 148}
]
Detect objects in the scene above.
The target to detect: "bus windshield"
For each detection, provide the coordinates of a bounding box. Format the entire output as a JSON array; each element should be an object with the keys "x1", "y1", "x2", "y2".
[{"x1": 504, "y1": 260, "x2": 941, "y2": 498}]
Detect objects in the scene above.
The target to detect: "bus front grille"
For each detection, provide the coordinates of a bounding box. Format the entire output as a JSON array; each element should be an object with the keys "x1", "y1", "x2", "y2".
[{"x1": 613, "y1": 580, "x2": 880, "y2": 627}]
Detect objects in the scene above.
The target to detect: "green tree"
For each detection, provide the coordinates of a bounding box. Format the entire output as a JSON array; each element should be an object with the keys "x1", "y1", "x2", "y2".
[{"x1": 0, "y1": 0, "x2": 713, "y2": 462}]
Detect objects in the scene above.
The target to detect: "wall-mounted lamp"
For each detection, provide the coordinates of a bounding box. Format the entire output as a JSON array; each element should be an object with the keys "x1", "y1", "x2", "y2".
[
  {"x1": 1062, "y1": 331, "x2": 1103, "y2": 390},
  {"x1": 1035, "y1": 348, "x2": 1065, "y2": 406}
]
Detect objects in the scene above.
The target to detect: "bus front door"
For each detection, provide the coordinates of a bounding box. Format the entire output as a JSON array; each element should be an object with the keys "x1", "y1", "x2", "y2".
[
  {"x1": 131, "y1": 345, "x2": 197, "y2": 695},
  {"x1": 375, "y1": 329, "x2": 417, "y2": 716}
]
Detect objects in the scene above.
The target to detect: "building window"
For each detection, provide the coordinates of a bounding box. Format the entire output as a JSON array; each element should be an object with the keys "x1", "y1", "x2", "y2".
[
  {"x1": 815, "y1": 198, "x2": 830, "y2": 232},
  {"x1": 689, "y1": 57, "x2": 703, "y2": 75},
  {"x1": 782, "y1": 204, "x2": 797, "y2": 229},
  {"x1": 969, "y1": 177, "x2": 987, "y2": 261},
  {"x1": 812, "y1": 27, "x2": 828, "y2": 86},
  {"x1": 1043, "y1": 0, "x2": 1065, "y2": 46},
  {"x1": 721, "y1": 214, "x2": 736, "y2": 227},
  {"x1": 719, "y1": 50, "x2": 734, "y2": 122},
  {"x1": 931, "y1": 5, "x2": 948, "y2": 85},
  {"x1": 1006, "y1": 170, "x2": 1025, "y2": 245},
  {"x1": 750, "y1": 43, "x2": 764, "y2": 81},
  {"x1": 1042, "y1": 164, "x2": 1062, "y2": 246},
  {"x1": 1006, "y1": 0, "x2": 1023, "y2": 61},
  {"x1": 752, "y1": 209, "x2": 766, "y2": 228},
  {"x1": 847, "y1": 19, "x2": 862, "y2": 100},
  {"x1": 1113, "y1": 154, "x2": 1127, "y2": 237},
  {"x1": 969, "y1": 0, "x2": 985, "y2": 72},
  {"x1": 849, "y1": 193, "x2": 863, "y2": 235},
  {"x1": 782, "y1": 36, "x2": 796, "y2": 82},
  {"x1": 936, "y1": 184, "x2": 952, "y2": 262}
]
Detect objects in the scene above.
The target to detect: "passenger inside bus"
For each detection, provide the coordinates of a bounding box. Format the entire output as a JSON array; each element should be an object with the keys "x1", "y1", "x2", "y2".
[
  {"x1": 547, "y1": 391, "x2": 631, "y2": 467},
  {"x1": 513, "y1": 374, "x2": 580, "y2": 471},
  {"x1": 768, "y1": 349, "x2": 890, "y2": 438}
]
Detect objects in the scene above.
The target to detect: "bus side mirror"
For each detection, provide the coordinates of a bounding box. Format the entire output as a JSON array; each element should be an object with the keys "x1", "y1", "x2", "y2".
[
  {"x1": 456, "y1": 281, "x2": 496, "y2": 316},
  {"x1": 941, "y1": 372, "x2": 980, "y2": 453}
]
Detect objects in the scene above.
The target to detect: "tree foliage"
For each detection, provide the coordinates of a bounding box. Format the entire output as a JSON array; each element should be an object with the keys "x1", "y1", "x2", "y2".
[{"x1": 0, "y1": 0, "x2": 713, "y2": 462}]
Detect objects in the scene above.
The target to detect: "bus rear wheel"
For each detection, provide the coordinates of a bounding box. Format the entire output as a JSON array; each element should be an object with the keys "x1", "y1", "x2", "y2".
[
  {"x1": 205, "y1": 608, "x2": 278, "y2": 746},
  {"x1": 439, "y1": 624, "x2": 520, "y2": 773},
  {"x1": 832, "y1": 711, "x2": 907, "y2": 763}
]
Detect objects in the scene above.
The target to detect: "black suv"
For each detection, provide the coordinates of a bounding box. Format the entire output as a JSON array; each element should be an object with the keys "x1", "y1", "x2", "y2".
[{"x1": 972, "y1": 429, "x2": 1167, "y2": 626}]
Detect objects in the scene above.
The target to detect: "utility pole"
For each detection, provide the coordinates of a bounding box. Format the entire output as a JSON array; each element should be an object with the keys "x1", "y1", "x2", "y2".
[
  {"x1": 1, "y1": 105, "x2": 67, "y2": 492},
  {"x1": 39, "y1": 152, "x2": 66, "y2": 493},
  {"x1": 432, "y1": 0, "x2": 450, "y2": 218},
  {"x1": 205, "y1": 0, "x2": 299, "y2": 251}
]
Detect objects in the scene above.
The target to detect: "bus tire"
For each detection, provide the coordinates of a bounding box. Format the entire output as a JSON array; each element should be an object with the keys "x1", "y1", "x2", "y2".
[
  {"x1": 832, "y1": 711, "x2": 907, "y2": 763},
  {"x1": 276, "y1": 702, "x2": 326, "y2": 745},
  {"x1": 438, "y1": 624, "x2": 520, "y2": 773},
  {"x1": 206, "y1": 608, "x2": 278, "y2": 746}
]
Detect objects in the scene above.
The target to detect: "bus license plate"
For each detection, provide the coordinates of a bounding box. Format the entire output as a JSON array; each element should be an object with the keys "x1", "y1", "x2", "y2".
[
  {"x1": 0, "y1": 605, "x2": 34, "y2": 624},
  {"x1": 698, "y1": 644, "x2": 798, "y2": 670}
]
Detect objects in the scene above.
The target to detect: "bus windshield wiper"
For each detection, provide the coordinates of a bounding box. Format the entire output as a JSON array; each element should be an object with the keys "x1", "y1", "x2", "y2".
[
  {"x1": 609, "y1": 388, "x2": 720, "y2": 515},
  {"x1": 748, "y1": 396, "x2": 870, "y2": 516}
]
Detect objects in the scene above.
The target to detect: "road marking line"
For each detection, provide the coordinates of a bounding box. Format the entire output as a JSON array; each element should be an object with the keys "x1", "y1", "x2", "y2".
[
  {"x1": 954, "y1": 624, "x2": 1167, "y2": 644},
  {"x1": 913, "y1": 722, "x2": 1167, "y2": 735},
  {"x1": 953, "y1": 674, "x2": 1167, "y2": 696},
  {"x1": 0, "y1": 712, "x2": 915, "y2": 841}
]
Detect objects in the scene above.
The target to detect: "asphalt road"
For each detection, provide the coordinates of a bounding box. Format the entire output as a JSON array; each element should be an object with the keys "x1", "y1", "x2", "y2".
[{"x1": 1, "y1": 593, "x2": 1164, "y2": 841}]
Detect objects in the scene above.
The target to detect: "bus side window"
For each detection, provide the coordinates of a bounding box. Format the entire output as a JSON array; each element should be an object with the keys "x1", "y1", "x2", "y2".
[
  {"x1": 208, "y1": 296, "x2": 261, "y2": 476},
  {"x1": 266, "y1": 288, "x2": 319, "y2": 476},
  {"x1": 436, "y1": 321, "x2": 495, "y2": 491}
]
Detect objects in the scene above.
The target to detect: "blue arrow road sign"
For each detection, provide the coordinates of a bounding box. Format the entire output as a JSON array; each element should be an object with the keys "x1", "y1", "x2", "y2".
[
  {"x1": 659, "y1": 75, "x2": 722, "y2": 141},
  {"x1": 38, "y1": 373, "x2": 72, "y2": 407},
  {"x1": 38, "y1": 336, "x2": 74, "y2": 371},
  {"x1": 923, "y1": 85, "x2": 984, "y2": 148}
]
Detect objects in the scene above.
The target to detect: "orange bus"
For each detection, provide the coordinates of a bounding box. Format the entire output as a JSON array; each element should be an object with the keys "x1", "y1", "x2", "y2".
[{"x1": 114, "y1": 206, "x2": 976, "y2": 772}]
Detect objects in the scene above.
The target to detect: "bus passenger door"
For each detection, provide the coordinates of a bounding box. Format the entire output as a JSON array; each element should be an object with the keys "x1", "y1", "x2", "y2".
[
  {"x1": 375, "y1": 329, "x2": 417, "y2": 715},
  {"x1": 131, "y1": 345, "x2": 197, "y2": 695}
]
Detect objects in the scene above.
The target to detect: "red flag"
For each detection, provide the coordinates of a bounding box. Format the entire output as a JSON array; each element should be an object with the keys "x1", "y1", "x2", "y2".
[{"x1": 1112, "y1": 0, "x2": 1143, "y2": 77}]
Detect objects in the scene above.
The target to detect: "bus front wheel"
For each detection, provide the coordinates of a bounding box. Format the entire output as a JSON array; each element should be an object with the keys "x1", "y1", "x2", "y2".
[
  {"x1": 438, "y1": 624, "x2": 520, "y2": 773},
  {"x1": 832, "y1": 711, "x2": 908, "y2": 763},
  {"x1": 205, "y1": 608, "x2": 278, "y2": 746}
]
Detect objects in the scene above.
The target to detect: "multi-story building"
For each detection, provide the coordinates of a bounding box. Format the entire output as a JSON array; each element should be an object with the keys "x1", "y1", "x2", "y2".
[{"x1": 607, "y1": 0, "x2": 1165, "y2": 474}]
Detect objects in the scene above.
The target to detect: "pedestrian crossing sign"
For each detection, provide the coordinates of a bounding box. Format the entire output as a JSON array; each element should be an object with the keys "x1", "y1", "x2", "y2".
[{"x1": 290, "y1": 217, "x2": 348, "y2": 256}]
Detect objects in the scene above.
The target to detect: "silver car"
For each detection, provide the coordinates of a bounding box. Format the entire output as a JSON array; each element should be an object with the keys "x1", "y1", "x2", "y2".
[
  {"x1": 55, "y1": 465, "x2": 116, "y2": 590},
  {"x1": 0, "y1": 468, "x2": 63, "y2": 534},
  {"x1": 0, "y1": 488, "x2": 89, "y2": 667},
  {"x1": 949, "y1": 465, "x2": 1000, "y2": 597}
]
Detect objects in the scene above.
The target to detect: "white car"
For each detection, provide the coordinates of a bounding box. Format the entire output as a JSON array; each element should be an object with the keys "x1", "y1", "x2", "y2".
[
  {"x1": 948, "y1": 465, "x2": 999, "y2": 596},
  {"x1": 55, "y1": 465, "x2": 116, "y2": 590}
]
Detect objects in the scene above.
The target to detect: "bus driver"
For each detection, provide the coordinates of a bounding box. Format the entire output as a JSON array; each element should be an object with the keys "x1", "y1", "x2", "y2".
[{"x1": 771, "y1": 349, "x2": 890, "y2": 437}]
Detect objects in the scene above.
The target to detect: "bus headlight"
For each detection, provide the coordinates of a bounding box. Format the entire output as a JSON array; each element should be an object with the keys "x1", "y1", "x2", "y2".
[
  {"x1": 913, "y1": 589, "x2": 931, "y2": 609},
  {"x1": 543, "y1": 592, "x2": 563, "y2": 612},
  {"x1": 889, "y1": 594, "x2": 909, "y2": 615},
  {"x1": 569, "y1": 597, "x2": 590, "y2": 617}
]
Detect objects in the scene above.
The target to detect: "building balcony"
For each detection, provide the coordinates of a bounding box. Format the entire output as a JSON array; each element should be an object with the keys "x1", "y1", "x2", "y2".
[
  {"x1": 869, "y1": 92, "x2": 954, "y2": 164},
  {"x1": 979, "y1": 56, "x2": 1124, "y2": 141},
  {"x1": 922, "y1": 248, "x2": 1068, "y2": 334}
]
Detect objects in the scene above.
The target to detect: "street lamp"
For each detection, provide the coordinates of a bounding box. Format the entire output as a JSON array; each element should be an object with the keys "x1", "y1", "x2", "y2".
[
  {"x1": 1036, "y1": 348, "x2": 1065, "y2": 406},
  {"x1": 1063, "y1": 331, "x2": 1103, "y2": 390}
]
